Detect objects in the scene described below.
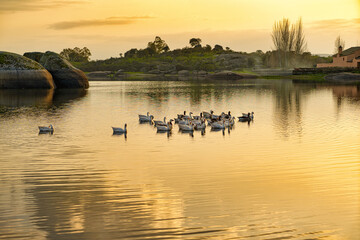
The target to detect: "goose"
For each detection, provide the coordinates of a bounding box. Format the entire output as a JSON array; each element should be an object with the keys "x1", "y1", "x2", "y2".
[
  {"x1": 192, "y1": 112, "x2": 203, "y2": 120},
  {"x1": 224, "y1": 117, "x2": 235, "y2": 127},
  {"x1": 179, "y1": 123, "x2": 194, "y2": 131},
  {"x1": 177, "y1": 111, "x2": 186, "y2": 119},
  {"x1": 210, "y1": 111, "x2": 220, "y2": 121},
  {"x1": 139, "y1": 112, "x2": 150, "y2": 119},
  {"x1": 241, "y1": 112, "x2": 254, "y2": 119},
  {"x1": 154, "y1": 117, "x2": 166, "y2": 126},
  {"x1": 139, "y1": 115, "x2": 154, "y2": 122},
  {"x1": 156, "y1": 121, "x2": 173, "y2": 132},
  {"x1": 211, "y1": 120, "x2": 225, "y2": 130},
  {"x1": 223, "y1": 111, "x2": 231, "y2": 119},
  {"x1": 202, "y1": 110, "x2": 212, "y2": 119},
  {"x1": 238, "y1": 112, "x2": 254, "y2": 122},
  {"x1": 182, "y1": 112, "x2": 193, "y2": 120},
  {"x1": 39, "y1": 124, "x2": 54, "y2": 133},
  {"x1": 112, "y1": 124, "x2": 127, "y2": 134},
  {"x1": 194, "y1": 120, "x2": 206, "y2": 130},
  {"x1": 178, "y1": 119, "x2": 191, "y2": 125}
]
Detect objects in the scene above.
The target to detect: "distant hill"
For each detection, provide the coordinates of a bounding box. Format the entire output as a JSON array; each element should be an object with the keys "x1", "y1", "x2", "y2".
[{"x1": 314, "y1": 54, "x2": 332, "y2": 57}]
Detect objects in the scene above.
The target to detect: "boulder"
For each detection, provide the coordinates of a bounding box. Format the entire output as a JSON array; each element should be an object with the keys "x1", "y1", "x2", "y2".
[
  {"x1": 178, "y1": 70, "x2": 190, "y2": 76},
  {"x1": 0, "y1": 51, "x2": 55, "y2": 89},
  {"x1": 197, "y1": 70, "x2": 207, "y2": 76},
  {"x1": 86, "y1": 71, "x2": 113, "y2": 78},
  {"x1": 24, "y1": 51, "x2": 89, "y2": 89},
  {"x1": 23, "y1": 52, "x2": 43, "y2": 63},
  {"x1": 114, "y1": 69, "x2": 124, "y2": 76},
  {"x1": 207, "y1": 71, "x2": 257, "y2": 80},
  {"x1": 148, "y1": 69, "x2": 160, "y2": 74},
  {"x1": 325, "y1": 73, "x2": 360, "y2": 82}
]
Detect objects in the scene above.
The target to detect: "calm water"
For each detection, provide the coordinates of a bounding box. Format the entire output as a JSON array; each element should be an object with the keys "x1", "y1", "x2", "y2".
[{"x1": 0, "y1": 79, "x2": 359, "y2": 239}]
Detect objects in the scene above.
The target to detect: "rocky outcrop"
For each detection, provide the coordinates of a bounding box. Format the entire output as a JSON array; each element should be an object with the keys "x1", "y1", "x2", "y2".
[
  {"x1": 215, "y1": 53, "x2": 249, "y2": 70},
  {"x1": 207, "y1": 71, "x2": 258, "y2": 80},
  {"x1": 24, "y1": 51, "x2": 89, "y2": 89},
  {"x1": 178, "y1": 70, "x2": 190, "y2": 76},
  {"x1": 324, "y1": 73, "x2": 360, "y2": 83},
  {"x1": 87, "y1": 71, "x2": 113, "y2": 79},
  {"x1": 23, "y1": 52, "x2": 43, "y2": 63},
  {"x1": 0, "y1": 51, "x2": 55, "y2": 89}
]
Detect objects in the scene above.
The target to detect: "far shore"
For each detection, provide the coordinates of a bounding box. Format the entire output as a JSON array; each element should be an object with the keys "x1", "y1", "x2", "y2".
[{"x1": 85, "y1": 70, "x2": 360, "y2": 84}]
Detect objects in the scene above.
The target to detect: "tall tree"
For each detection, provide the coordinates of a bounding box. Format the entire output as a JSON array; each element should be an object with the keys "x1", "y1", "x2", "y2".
[
  {"x1": 334, "y1": 35, "x2": 345, "y2": 54},
  {"x1": 294, "y1": 18, "x2": 307, "y2": 54},
  {"x1": 189, "y1": 38, "x2": 202, "y2": 47},
  {"x1": 271, "y1": 17, "x2": 307, "y2": 68}
]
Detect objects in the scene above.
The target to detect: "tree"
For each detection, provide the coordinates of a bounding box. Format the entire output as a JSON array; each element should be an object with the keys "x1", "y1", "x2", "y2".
[
  {"x1": 203, "y1": 44, "x2": 212, "y2": 51},
  {"x1": 213, "y1": 44, "x2": 224, "y2": 52},
  {"x1": 271, "y1": 17, "x2": 307, "y2": 68},
  {"x1": 60, "y1": 47, "x2": 91, "y2": 62},
  {"x1": 189, "y1": 38, "x2": 202, "y2": 47},
  {"x1": 294, "y1": 18, "x2": 307, "y2": 54},
  {"x1": 147, "y1": 36, "x2": 170, "y2": 54},
  {"x1": 124, "y1": 48, "x2": 138, "y2": 58},
  {"x1": 334, "y1": 35, "x2": 345, "y2": 54}
]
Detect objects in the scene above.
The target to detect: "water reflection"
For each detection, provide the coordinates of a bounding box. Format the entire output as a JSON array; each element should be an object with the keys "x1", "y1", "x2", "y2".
[
  {"x1": 0, "y1": 89, "x2": 87, "y2": 117},
  {"x1": 0, "y1": 80, "x2": 359, "y2": 239},
  {"x1": 0, "y1": 89, "x2": 87, "y2": 108},
  {"x1": 0, "y1": 89, "x2": 54, "y2": 107},
  {"x1": 24, "y1": 170, "x2": 185, "y2": 239}
]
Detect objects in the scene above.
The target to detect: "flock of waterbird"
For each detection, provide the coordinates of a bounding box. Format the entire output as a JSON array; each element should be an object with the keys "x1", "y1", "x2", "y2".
[
  {"x1": 38, "y1": 111, "x2": 254, "y2": 135},
  {"x1": 113, "y1": 110, "x2": 254, "y2": 135}
]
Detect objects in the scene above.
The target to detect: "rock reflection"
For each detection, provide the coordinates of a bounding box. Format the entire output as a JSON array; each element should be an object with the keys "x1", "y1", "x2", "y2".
[
  {"x1": 52, "y1": 89, "x2": 87, "y2": 106},
  {"x1": 0, "y1": 89, "x2": 87, "y2": 117},
  {"x1": 0, "y1": 89, "x2": 54, "y2": 107}
]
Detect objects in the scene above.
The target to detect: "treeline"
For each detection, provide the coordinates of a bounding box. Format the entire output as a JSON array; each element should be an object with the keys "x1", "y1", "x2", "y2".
[
  {"x1": 62, "y1": 30, "x2": 331, "y2": 73},
  {"x1": 71, "y1": 37, "x2": 257, "y2": 73}
]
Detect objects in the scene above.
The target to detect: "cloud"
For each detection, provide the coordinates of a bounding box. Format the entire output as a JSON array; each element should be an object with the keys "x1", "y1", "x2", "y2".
[
  {"x1": 49, "y1": 16, "x2": 154, "y2": 30},
  {"x1": 0, "y1": 0, "x2": 87, "y2": 13},
  {"x1": 309, "y1": 18, "x2": 360, "y2": 31}
]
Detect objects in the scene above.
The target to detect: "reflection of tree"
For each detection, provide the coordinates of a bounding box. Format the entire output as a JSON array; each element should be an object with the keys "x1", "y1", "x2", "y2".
[{"x1": 272, "y1": 81, "x2": 313, "y2": 139}]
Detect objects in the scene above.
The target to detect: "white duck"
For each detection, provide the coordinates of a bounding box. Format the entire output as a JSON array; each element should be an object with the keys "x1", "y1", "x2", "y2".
[
  {"x1": 112, "y1": 124, "x2": 127, "y2": 134},
  {"x1": 38, "y1": 124, "x2": 54, "y2": 133}
]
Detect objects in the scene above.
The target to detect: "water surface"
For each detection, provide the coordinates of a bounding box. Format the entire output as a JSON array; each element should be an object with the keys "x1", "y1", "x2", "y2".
[{"x1": 0, "y1": 79, "x2": 359, "y2": 239}]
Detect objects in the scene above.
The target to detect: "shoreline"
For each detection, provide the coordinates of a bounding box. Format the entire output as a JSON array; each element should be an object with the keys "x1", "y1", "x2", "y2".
[{"x1": 85, "y1": 71, "x2": 360, "y2": 84}]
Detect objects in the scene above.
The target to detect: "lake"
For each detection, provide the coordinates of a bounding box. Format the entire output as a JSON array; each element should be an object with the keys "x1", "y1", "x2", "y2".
[{"x1": 0, "y1": 79, "x2": 359, "y2": 239}]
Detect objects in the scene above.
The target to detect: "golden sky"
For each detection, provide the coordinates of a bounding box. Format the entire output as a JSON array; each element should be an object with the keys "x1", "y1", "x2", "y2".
[{"x1": 0, "y1": 0, "x2": 359, "y2": 59}]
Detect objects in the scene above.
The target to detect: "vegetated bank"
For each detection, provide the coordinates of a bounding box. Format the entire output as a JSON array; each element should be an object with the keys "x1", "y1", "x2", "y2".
[{"x1": 66, "y1": 36, "x2": 331, "y2": 81}]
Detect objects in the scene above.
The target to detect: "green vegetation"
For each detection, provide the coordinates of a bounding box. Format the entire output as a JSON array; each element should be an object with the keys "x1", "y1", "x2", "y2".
[
  {"x1": 263, "y1": 74, "x2": 327, "y2": 81},
  {"x1": 0, "y1": 51, "x2": 44, "y2": 70},
  {"x1": 65, "y1": 35, "x2": 332, "y2": 74},
  {"x1": 60, "y1": 47, "x2": 91, "y2": 62}
]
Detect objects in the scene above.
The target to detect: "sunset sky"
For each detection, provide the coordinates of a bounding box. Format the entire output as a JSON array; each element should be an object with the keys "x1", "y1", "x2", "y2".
[{"x1": 0, "y1": 0, "x2": 359, "y2": 59}]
